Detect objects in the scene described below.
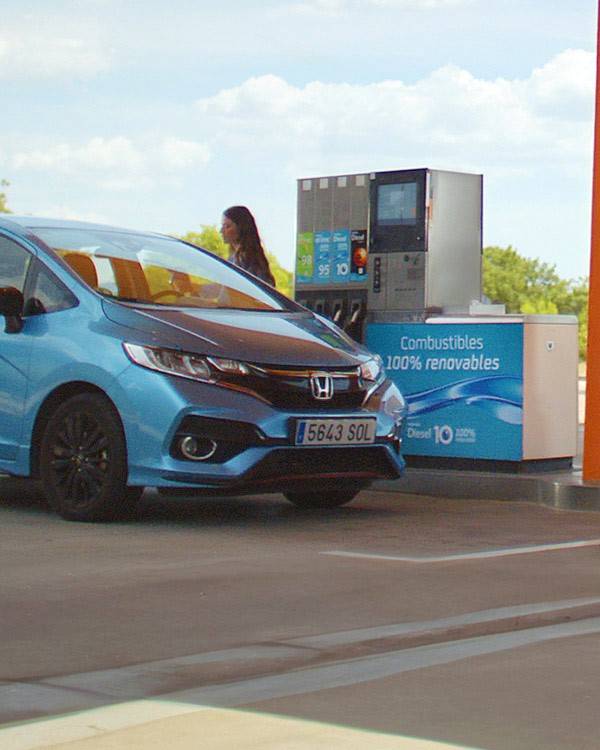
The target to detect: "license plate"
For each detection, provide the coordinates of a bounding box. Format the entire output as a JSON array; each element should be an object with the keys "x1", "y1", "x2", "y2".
[{"x1": 295, "y1": 418, "x2": 376, "y2": 446}]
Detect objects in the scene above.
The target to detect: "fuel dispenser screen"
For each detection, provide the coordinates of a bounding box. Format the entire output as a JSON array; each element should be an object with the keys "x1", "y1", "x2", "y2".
[{"x1": 377, "y1": 183, "x2": 417, "y2": 226}]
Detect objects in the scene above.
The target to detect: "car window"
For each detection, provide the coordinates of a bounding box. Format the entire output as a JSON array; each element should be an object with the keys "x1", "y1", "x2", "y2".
[
  {"x1": 0, "y1": 234, "x2": 33, "y2": 292},
  {"x1": 26, "y1": 261, "x2": 77, "y2": 315},
  {"x1": 33, "y1": 227, "x2": 293, "y2": 312}
]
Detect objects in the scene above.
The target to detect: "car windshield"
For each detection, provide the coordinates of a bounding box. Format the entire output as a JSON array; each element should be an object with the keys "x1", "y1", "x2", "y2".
[{"x1": 33, "y1": 226, "x2": 289, "y2": 311}]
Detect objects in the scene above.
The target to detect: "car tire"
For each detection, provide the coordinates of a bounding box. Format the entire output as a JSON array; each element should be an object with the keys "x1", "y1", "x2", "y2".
[
  {"x1": 39, "y1": 393, "x2": 143, "y2": 522},
  {"x1": 284, "y1": 489, "x2": 359, "y2": 509}
]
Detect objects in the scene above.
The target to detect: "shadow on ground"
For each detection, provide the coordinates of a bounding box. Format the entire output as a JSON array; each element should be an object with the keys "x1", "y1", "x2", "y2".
[{"x1": 0, "y1": 478, "x2": 398, "y2": 529}]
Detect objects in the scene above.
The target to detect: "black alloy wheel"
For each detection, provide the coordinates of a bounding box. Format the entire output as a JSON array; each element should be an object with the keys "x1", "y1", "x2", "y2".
[
  {"x1": 283, "y1": 489, "x2": 359, "y2": 509},
  {"x1": 39, "y1": 393, "x2": 143, "y2": 521}
]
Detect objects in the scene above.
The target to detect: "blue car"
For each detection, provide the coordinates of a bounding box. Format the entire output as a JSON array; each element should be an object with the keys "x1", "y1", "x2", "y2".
[{"x1": 0, "y1": 216, "x2": 406, "y2": 521}]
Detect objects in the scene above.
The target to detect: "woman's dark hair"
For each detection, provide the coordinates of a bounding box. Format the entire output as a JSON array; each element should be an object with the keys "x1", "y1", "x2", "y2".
[{"x1": 224, "y1": 205, "x2": 276, "y2": 287}]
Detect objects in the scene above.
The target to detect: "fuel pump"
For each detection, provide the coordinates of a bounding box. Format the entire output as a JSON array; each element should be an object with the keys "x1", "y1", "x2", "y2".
[
  {"x1": 294, "y1": 168, "x2": 483, "y2": 340},
  {"x1": 294, "y1": 167, "x2": 577, "y2": 468},
  {"x1": 295, "y1": 173, "x2": 370, "y2": 339}
]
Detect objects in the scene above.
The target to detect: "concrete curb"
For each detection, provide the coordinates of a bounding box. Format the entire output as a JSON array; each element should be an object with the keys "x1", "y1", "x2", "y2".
[
  {"x1": 375, "y1": 467, "x2": 600, "y2": 511},
  {"x1": 321, "y1": 603, "x2": 600, "y2": 660}
]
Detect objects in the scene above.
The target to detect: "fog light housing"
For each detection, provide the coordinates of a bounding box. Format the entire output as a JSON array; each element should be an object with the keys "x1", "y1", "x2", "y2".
[{"x1": 179, "y1": 435, "x2": 217, "y2": 461}]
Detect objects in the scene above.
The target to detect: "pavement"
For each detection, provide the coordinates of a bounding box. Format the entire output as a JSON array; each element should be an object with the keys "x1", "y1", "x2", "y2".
[
  {"x1": 3, "y1": 489, "x2": 600, "y2": 749},
  {"x1": 377, "y1": 417, "x2": 600, "y2": 511},
  {"x1": 3, "y1": 455, "x2": 600, "y2": 748}
]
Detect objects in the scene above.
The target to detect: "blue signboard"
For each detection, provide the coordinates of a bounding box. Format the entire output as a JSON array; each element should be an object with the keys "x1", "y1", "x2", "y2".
[
  {"x1": 314, "y1": 231, "x2": 332, "y2": 284},
  {"x1": 366, "y1": 322, "x2": 524, "y2": 460},
  {"x1": 331, "y1": 230, "x2": 351, "y2": 283}
]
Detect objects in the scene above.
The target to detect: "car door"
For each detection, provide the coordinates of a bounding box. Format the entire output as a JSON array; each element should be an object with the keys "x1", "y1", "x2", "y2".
[{"x1": 0, "y1": 233, "x2": 35, "y2": 465}]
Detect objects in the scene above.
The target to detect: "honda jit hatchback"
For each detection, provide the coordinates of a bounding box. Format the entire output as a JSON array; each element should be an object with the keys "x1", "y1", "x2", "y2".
[{"x1": 0, "y1": 216, "x2": 406, "y2": 521}]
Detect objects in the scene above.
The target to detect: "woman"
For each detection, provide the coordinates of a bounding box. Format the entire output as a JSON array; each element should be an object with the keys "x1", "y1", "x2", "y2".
[{"x1": 220, "y1": 205, "x2": 276, "y2": 287}]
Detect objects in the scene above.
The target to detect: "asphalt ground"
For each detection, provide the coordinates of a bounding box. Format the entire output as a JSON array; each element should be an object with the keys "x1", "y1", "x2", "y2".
[{"x1": 2, "y1": 480, "x2": 600, "y2": 749}]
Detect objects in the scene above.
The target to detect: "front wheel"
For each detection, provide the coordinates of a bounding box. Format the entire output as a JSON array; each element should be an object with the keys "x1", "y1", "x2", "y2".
[
  {"x1": 284, "y1": 489, "x2": 359, "y2": 509},
  {"x1": 39, "y1": 393, "x2": 142, "y2": 522}
]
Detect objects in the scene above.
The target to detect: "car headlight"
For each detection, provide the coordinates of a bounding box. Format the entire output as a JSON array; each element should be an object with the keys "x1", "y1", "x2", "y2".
[
  {"x1": 359, "y1": 355, "x2": 384, "y2": 383},
  {"x1": 123, "y1": 343, "x2": 249, "y2": 382}
]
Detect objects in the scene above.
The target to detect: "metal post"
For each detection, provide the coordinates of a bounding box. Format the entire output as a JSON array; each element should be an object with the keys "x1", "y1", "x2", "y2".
[{"x1": 583, "y1": 1, "x2": 600, "y2": 480}]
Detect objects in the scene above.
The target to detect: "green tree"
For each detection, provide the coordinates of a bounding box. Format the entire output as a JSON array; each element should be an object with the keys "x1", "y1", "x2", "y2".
[
  {"x1": 577, "y1": 296, "x2": 589, "y2": 363},
  {"x1": 483, "y1": 245, "x2": 589, "y2": 359},
  {"x1": 0, "y1": 179, "x2": 11, "y2": 214},
  {"x1": 180, "y1": 226, "x2": 229, "y2": 260},
  {"x1": 180, "y1": 225, "x2": 293, "y2": 297}
]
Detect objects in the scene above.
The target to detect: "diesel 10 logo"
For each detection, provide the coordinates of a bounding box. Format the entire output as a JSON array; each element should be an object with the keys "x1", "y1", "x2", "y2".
[{"x1": 433, "y1": 425, "x2": 454, "y2": 445}]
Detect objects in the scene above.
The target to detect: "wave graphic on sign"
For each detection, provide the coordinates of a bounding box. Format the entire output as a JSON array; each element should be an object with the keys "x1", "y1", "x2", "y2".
[{"x1": 405, "y1": 375, "x2": 523, "y2": 425}]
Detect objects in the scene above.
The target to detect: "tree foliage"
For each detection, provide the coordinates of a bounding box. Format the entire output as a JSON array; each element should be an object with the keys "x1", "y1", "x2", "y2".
[
  {"x1": 483, "y1": 245, "x2": 589, "y2": 359},
  {"x1": 180, "y1": 225, "x2": 293, "y2": 297},
  {"x1": 0, "y1": 179, "x2": 11, "y2": 214}
]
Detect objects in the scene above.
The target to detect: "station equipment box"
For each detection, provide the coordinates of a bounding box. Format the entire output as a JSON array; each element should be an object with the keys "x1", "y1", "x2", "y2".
[
  {"x1": 366, "y1": 315, "x2": 579, "y2": 467},
  {"x1": 295, "y1": 168, "x2": 483, "y2": 340}
]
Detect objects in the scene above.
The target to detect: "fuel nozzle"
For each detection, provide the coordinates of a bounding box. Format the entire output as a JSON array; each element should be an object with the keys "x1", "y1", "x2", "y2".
[
  {"x1": 344, "y1": 299, "x2": 366, "y2": 342},
  {"x1": 313, "y1": 298, "x2": 326, "y2": 316},
  {"x1": 332, "y1": 299, "x2": 344, "y2": 324}
]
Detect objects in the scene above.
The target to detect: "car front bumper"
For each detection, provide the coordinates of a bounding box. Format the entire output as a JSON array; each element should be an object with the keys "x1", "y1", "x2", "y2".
[{"x1": 116, "y1": 366, "x2": 406, "y2": 491}]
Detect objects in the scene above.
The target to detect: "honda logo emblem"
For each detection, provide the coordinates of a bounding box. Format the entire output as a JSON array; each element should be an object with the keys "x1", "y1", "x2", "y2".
[{"x1": 310, "y1": 373, "x2": 334, "y2": 401}]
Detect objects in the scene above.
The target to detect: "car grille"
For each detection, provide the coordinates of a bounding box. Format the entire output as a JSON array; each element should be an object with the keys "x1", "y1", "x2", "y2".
[
  {"x1": 224, "y1": 364, "x2": 369, "y2": 411},
  {"x1": 247, "y1": 446, "x2": 399, "y2": 482}
]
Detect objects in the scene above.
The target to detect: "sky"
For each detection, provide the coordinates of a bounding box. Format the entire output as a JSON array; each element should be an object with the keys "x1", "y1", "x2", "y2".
[{"x1": 1, "y1": 0, "x2": 598, "y2": 280}]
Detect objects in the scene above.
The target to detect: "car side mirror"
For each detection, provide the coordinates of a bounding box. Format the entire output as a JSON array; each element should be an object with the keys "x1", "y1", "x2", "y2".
[{"x1": 0, "y1": 286, "x2": 25, "y2": 333}]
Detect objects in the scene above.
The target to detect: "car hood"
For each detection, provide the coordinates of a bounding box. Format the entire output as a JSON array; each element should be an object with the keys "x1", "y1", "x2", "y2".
[{"x1": 102, "y1": 301, "x2": 370, "y2": 367}]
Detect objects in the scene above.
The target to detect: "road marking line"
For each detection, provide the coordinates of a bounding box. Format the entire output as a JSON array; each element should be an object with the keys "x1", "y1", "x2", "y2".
[
  {"x1": 321, "y1": 538, "x2": 600, "y2": 563},
  {"x1": 3, "y1": 596, "x2": 600, "y2": 725},
  {"x1": 1, "y1": 598, "x2": 595, "y2": 700},
  {"x1": 286, "y1": 597, "x2": 600, "y2": 648},
  {"x1": 167, "y1": 617, "x2": 600, "y2": 709},
  {"x1": 4, "y1": 615, "x2": 600, "y2": 748}
]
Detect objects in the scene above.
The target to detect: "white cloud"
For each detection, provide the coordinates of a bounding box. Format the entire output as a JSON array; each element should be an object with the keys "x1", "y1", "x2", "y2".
[
  {"x1": 194, "y1": 48, "x2": 595, "y2": 174},
  {"x1": 10, "y1": 136, "x2": 211, "y2": 187},
  {"x1": 285, "y1": 0, "x2": 346, "y2": 14},
  {"x1": 29, "y1": 206, "x2": 110, "y2": 224},
  {"x1": 0, "y1": 31, "x2": 112, "y2": 79},
  {"x1": 12, "y1": 137, "x2": 144, "y2": 172},
  {"x1": 159, "y1": 138, "x2": 211, "y2": 169},
  {"x1": 285, "y1": 0, "x2": 470, "y2": 15},
  {"x1": 527, "y1": 49, "x2": 595, "y2": 118},
  {"x1": 369, "y1": 0, "x2": 470, "y2": 6}
]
